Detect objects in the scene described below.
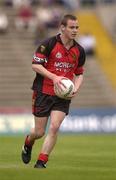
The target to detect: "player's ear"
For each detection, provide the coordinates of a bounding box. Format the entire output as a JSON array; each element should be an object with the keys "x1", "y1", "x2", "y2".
[{"x1": 61, "y1": 25, "x2": 65, "y2": 32}]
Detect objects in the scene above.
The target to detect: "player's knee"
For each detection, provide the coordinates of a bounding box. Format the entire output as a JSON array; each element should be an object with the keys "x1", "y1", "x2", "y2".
[
  {"x1": 50, "y1": 123, "x2": 60, "y2": 134},
  {"x1": 34, "y1": 130, "x2": 45, "y2": 139}
]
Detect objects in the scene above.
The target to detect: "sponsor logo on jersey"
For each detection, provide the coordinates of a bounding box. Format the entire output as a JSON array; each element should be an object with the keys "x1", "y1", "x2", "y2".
[
  {"x1": 54, "y1": 62, "x2": 74, "y2": 72},
  {"x1": 54, "y1": 62, "x2": 75, "y2": 68}
]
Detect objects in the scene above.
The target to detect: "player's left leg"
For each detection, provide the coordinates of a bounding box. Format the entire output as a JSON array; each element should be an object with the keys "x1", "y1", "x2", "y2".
[{"x1": 34, "y1": 110, "x2": 66, "y2": 168}]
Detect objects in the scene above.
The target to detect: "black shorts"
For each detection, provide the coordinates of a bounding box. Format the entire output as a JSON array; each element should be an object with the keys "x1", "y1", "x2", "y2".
[{"x1": 32, "y1": 91, "x2": 71, "y2": 117}]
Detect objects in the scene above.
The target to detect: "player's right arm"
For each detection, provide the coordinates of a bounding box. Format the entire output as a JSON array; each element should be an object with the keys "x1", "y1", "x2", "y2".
[
  {"x1": 32, "y1": 40, "x2": 64, "y2": 87},
  {"x1": 32, "y1": 64, "x2": 58, "y2": 83}
]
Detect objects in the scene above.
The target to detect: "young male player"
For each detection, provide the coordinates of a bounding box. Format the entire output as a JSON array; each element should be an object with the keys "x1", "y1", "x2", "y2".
[{"x1": 21, "y1": 14, "x2": 86, "y2": 168}]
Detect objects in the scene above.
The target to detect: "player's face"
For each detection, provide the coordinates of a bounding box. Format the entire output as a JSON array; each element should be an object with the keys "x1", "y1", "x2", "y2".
[{"x1": 62, "y1": 19, "x2": 79, "y2": 40}]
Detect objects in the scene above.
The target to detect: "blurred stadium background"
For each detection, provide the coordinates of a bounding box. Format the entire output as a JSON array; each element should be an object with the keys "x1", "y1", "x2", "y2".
[
  {"x1": 0, "y1": 1, "x2": 116, "y2": 179},
  {"x1": 0, "y1": 0, "x2": 116, "y2": 134}
]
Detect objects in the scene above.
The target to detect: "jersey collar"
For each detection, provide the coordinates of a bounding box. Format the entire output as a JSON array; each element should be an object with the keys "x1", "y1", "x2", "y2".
[{"x1": 56, "y1": 33, "x2": 76, "y2": 47}]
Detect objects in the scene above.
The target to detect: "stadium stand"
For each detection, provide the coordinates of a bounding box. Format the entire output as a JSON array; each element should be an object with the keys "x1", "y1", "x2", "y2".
[
  {"x1": 0, "y1": 2, "x2": 116, "y2": 110},
  {"x1": 77, "y1": 11, "x2": 116, "y2": 88},
  {"x1": 96, "y1": 4, "x2": 116, "y2": 43}
]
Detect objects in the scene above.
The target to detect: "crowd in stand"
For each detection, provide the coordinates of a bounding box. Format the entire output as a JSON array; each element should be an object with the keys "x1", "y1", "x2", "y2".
[
  {"x1": 0, "y1": 0, "x2": 115, "y2": 32},
  {"x1": 0, "y1": 1, "x2": 69, "y2": 35},
  {"x1": 0, "y1": 0, "x2": 115, "y2": 54},
  {"x1": 1, "y1": 0, "x2": 115, "y2": 33},
  {"x1": 0, "y1": 11, "x2": 9, "y2": 33}
]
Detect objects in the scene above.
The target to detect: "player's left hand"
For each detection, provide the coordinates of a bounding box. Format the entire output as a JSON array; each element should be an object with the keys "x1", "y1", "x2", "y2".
[{"x1": 66, "y1": 88, "x2": 78, "y2": 99}]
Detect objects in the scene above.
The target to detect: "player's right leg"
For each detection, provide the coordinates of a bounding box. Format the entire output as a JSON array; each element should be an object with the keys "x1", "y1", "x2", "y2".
[{"x1": 21, "y1": 116, "x2": 48, "y2": 164}]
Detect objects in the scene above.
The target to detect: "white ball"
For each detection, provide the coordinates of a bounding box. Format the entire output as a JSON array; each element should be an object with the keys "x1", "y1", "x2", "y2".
[{"x1": 54, "y1": 78, "x2": 74, "y2": 99}]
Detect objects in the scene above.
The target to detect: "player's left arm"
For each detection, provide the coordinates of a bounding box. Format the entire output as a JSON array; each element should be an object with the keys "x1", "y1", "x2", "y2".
[
  {"x1": 73, "y1": 74, "x2": 83, "y2": 94},
  {"x1": 73, "y1": 45, "x2": 86, "y2": 95}
]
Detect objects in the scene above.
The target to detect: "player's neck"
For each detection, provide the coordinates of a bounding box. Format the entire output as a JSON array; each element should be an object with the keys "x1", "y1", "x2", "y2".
[{"x1": 60, "y1": 34, "x2": 73, "y2": 50}]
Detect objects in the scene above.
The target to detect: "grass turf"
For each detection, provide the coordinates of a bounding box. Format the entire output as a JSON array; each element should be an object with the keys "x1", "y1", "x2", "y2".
[{"x1": 0, "y1": 134, "x2": 116, "y2": 180}]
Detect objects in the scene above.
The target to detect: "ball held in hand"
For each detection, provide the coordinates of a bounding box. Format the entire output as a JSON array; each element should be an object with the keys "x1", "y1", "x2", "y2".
[{"x1": 54, "y1": 78, "x2": 74, "y2": 99}]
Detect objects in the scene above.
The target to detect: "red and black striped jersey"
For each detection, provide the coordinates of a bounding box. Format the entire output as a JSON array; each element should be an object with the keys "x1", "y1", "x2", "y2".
[{"x1": 32, "y1": 34, "x2": 86, "y2": 95}]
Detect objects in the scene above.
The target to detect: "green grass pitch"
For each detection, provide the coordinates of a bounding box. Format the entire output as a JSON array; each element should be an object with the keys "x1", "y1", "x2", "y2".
[{"x1": 0, "y1": 134, "x2": 116, "y2": 180}]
